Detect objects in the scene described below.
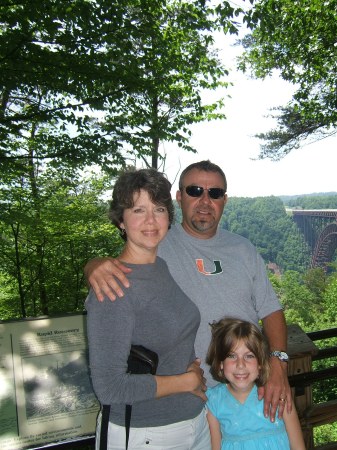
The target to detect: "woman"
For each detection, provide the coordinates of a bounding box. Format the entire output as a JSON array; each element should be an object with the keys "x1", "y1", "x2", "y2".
[{"x1": 86, "y1": 168, "x2": 210, "y2": 450}]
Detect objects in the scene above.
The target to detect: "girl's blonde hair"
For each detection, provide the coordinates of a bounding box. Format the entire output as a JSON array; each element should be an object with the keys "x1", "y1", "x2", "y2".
[{"x1": 206, "y1": 317, "x2": 270, "y2": 386}]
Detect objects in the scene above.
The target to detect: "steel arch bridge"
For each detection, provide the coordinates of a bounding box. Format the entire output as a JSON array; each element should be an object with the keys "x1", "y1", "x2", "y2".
[{"x1": 290, "y1": 210, "x2": 337, "y2": 270}]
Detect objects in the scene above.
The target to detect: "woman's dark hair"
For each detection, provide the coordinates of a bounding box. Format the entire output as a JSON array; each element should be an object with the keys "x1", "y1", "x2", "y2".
[
  {"x1": 109, "y1": 168, "x2": 174, "y2": 240},
  {"x1": 206, "y1": 317, "x2": 270, "y2": 386}
]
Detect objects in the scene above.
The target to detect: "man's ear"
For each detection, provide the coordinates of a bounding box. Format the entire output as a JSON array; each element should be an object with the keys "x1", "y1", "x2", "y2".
[
  {"x1": 176, "y1": 189, "x2": 182, "y2": 207},
  {"x1": 223, "y1": 194, "x2": 228, "y2": 207}
]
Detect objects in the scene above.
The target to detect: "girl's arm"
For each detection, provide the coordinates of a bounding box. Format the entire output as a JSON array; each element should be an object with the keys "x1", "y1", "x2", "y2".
[
  {"x1": 207, "y1": 409, "x2": 221, "y2": 450},
  {"x1": 283, "y1": 398, "x2": 306, "y2": 450}
]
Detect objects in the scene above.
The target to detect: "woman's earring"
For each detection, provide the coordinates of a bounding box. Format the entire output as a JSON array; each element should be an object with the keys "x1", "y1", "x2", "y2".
[{"x1": 120, "y1": 228, "x2": 126, "y2": 236}]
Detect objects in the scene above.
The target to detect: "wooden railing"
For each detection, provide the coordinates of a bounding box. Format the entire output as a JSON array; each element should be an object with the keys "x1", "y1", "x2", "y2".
[
  {"x1": 287, "y1": 325, "x2": 337, "y2": 450},
  {"x1": 34, "y1": 324, "x2": 337, "y2": 450}
]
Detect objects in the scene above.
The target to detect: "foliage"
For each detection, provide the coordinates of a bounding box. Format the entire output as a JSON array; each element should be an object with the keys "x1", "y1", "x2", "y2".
[
  {"x1": 322, "y1": 274, "x2": 337, "y2": 325},
  {"x1": 239, "y1": 0, "x2": 337, "y2": 159},
  {"x1": 0, "y1": 0, "x2": 244, "y2": 171},
  {"x1": 303, "y1": 267, "x2": 327, "y2": 303},
  {"x1": 273, "y1": 267, "x2": 337, "y2": 447},
  {"x1": 285, "y1": 195, "x2": 337, "y2": 210},
  {"x1": 0, "y1": 171, "x2": 123, "y2": 319},
  {"x1": 173, "y1": 200, "x2": 182, "y2": 225},
  {"x1": 278, "y1": 270, "x2": 320, "y2": 327},
  {"x1": 275, "y1": 267, "x2": 337, "y2": 429},
  {"x1": 100, "y1": 0, "x2": 233, "y2": 169},
  {"x1": 314, "y1": 424, "x2": 337, "y2": 446},
  {"x1": 0, "y1": 273, "x2": 19, "y2": 319},
  {"x1": 221, "y1": 196, "x2": 309, "y2": 271},
  {"x1": 276, "y1": 267, "x2": 336, "y2": 331},
  {"x1": 313, "y1": 355, "x2": 337, "y2": 404},
  {"x1": 0, "y1": 0, "x2": 250, "y2": 319},
  {"x1": 1, "y1": 0, "x2": 125, "y2": 173}
]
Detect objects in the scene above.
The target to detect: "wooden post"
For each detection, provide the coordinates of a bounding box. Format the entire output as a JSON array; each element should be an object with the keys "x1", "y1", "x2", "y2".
[{"x1": 287, "y1": 324, "x2": 319, "y2": 449}]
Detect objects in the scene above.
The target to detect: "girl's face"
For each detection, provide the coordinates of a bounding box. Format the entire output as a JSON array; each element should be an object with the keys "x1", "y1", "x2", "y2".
[
  {"x1": 221, "y1": 340, "x2": 260, "y2": 399},
  {"x1": 120, "y1": 189, "x2": 169, "y2": 256}
]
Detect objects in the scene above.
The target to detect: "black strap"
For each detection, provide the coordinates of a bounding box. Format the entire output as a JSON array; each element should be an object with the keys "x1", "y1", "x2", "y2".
[
  {"x1": 125, "y1": 404, "x2": 132, "y2": 449},
  {"x1": 100, "y1": 404, "x2": 110, "y2": 450},
  {"x1": 99, "y1": 404, "x2": 131, "y2": 450}
]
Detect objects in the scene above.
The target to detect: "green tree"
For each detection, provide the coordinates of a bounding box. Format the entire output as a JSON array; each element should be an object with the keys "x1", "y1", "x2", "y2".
[
  {"x1": 0, "y1": 171, "x2": 122, "y2": 318},
  {"x1": 101, "y1": 1, "x2": 232, "y2": 169},
  {"x1": 0, "y1": 0, "x2": 248, "y2": 318},
  {"x1": 1, "y1": 0, "x2": 243, "y2": 171},
  {"x1": 239, "y1": 0, "x2": 337, "y2": 160},
  {"x1": 311, "y1": 272, "x2": 337, "y2": 412},
  {"x1": 1, "y1": 0, "x2": 126, "y2": 172},
  {"x1": 278, "y1": 270, "x2": 318, "y2": 327},
  {"x1": 322, "y1": 273, "x2": 337, "y2": 325},
  {"x1": 303, "y1": 267, "x2": 327, "y2": 303}
]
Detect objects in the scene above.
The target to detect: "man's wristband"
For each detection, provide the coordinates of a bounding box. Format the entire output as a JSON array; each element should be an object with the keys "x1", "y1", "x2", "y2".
[{"x1": 270, "y1": 350, "x2": 289, "y2": 363}]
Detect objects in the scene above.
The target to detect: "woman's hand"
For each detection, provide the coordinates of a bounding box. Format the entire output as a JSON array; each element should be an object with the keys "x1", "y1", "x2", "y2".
[
  {"x1": 154, "y1": 359, "x2": 207, "y2": 400},
  {"x1": 186, "y1": 358, "x2": 207, "y2": 401}
]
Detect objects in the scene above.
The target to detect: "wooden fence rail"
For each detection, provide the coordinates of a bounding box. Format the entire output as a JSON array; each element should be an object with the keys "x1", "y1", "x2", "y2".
[
  {"x1": 288, "y1": 324, "x2": 337, "y2": 450},
  {"x1": 34, "y1": 324, "x2": 337, "y2": 450}
]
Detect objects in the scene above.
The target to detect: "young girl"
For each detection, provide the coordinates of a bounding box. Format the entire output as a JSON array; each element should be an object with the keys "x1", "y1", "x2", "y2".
[{"x1": 206, "y1": 318, "x2": 305, "y2": 450}]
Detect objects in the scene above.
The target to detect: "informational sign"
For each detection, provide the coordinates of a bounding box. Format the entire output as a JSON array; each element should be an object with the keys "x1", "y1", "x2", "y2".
[{"x1": 0, "y1": 314, "x2": 99, "y2": 450}]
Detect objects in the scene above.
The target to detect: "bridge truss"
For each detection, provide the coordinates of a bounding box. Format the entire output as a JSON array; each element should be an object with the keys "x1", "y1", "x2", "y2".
[{"x1": 291, "y1": 210, "x2": 337, "y2": 271}]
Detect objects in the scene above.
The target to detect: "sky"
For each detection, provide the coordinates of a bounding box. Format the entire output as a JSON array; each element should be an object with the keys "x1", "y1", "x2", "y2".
[{"x1": 162, "y1": 34, "x2": 337, "y2": 199}]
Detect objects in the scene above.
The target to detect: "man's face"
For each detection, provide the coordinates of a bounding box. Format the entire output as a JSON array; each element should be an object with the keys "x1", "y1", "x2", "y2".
[{"x1": 176, "y1": 168, "x2": 227, "y2": 239}]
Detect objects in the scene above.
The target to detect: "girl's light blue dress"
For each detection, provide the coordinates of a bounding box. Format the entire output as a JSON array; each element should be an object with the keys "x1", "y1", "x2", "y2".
[{"x1": 207, "y1": 384, "x2": 290, "y2": 449}]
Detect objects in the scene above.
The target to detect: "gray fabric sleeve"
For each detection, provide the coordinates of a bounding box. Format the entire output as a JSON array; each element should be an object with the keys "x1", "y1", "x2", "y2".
[{"x1": 86, "y1": 289, "x2": 157, "y2": 405}]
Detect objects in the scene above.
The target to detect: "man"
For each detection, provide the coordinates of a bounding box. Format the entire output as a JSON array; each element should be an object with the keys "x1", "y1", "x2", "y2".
[{"x1": 85, "y1": 160, "x2": 291, "y2": 422}]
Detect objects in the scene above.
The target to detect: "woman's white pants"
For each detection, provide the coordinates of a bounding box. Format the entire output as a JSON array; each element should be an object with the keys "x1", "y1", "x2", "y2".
[{"x1": 96, "y1": 407, "x2": 211, "y2": 450}]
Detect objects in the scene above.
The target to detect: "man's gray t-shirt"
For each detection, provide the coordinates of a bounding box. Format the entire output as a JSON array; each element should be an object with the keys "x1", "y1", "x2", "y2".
[{"x1": 158, "y1": 224, "x2": 282, "y2": 385}]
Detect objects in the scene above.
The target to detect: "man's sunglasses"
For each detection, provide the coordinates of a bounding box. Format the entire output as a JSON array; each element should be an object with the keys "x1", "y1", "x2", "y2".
[{"x1": 185, "y1": 185, "x2": 226, "y2": 200}]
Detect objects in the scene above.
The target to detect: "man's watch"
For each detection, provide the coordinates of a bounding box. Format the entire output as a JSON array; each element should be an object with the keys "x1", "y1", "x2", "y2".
[{"x1": 270, "y1": 350, "x2": 289, "y2": 363}]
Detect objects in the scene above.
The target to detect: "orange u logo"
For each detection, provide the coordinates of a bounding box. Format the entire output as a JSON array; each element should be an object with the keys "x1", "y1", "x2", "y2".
[{"x1": 196, "y1": 259, "x2": 223, "y2": 275}]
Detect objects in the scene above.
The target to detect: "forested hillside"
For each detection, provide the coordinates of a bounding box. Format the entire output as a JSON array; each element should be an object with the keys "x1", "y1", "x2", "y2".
[
  {"x1": 220, "y1": 195, "x2": 309, "y2": 271},
  {"x1": 284, "y1": 194, "x2": 337, "y2": 209}
]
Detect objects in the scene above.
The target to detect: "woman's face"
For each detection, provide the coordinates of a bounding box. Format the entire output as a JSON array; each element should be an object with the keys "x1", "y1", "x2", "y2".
[{"x1": 120, "y1": 189, "x2": 169, "y2": 255}]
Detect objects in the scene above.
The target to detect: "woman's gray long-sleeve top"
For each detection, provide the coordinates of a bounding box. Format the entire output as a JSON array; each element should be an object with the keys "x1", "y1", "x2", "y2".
[{"x1": 85, "y1": 257, "x2": 203, "y2": 427}]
